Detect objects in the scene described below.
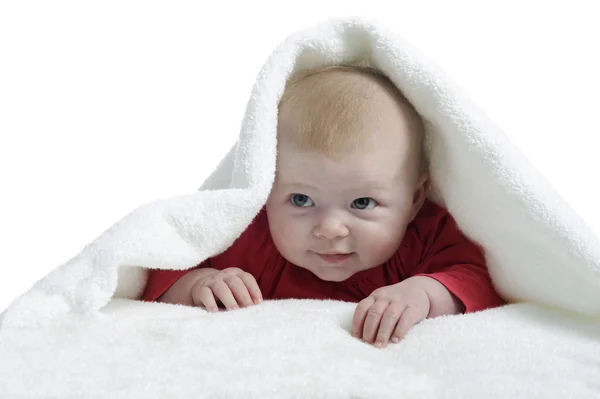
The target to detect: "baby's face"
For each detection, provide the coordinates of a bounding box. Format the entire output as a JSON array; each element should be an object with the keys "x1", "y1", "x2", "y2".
[{"x1": 266, "y1": 136, "x2": 424, "y2": 282}]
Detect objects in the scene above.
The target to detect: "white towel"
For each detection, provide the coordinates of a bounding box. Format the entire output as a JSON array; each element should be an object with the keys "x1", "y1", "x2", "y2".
[
  {"x1": 2, "y1": 17, "x2": 600, "y2": 399},
  {"x1": 2, "y1": 299, "x2": 600, "y2": 398}
]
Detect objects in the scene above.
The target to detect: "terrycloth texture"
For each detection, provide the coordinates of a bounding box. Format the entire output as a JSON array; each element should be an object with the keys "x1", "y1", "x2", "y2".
[
  {"x1": 2, "y1": 17, "x2": 600, "y2": 398},
  {"x1": 2, "y1": 299, "x2": 600, "y2": 398}
]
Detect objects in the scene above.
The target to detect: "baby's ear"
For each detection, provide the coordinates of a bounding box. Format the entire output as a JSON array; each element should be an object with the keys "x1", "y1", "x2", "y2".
[{"x1": 410, "y1": 173, "x2": 429, "y2": 218}]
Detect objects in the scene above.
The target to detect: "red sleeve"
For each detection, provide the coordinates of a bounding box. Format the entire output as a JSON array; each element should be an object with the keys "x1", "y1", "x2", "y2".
[
  {"x1": 411, "y1": 204, "x2": 506, "y2": 313},
  {"x1": 141, "y1": 264, "x2": 204, "y2": 302},
  {"x1": 141, "y1": 207, "x2": 269, "y2": 302}
]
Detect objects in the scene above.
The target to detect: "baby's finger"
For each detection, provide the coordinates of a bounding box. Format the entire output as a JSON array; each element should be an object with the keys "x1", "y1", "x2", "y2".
[
  {"x1": 211, "y1": 280, "x2": 239, "y2": 310},
  {"x1": 362, "y1": 300, "x2": 389, "y2": 344},
  {"x1": 225, "y1": 276, "x2": 254, "y2": 307},
  {"x1": 192, "y1": 285, "x2": 219, "y2": 313},
  {"x1": 391, "y1": 304, "x2": 428, "y2": 343},
  {"x1": 352, "y1": 297, "x2": 374, "y2": 338},
  {"x1": 375, "y1": 303, "x2": 406, "y2": 348},
  {"x1": 240, "y1": 273, "x2": 263, "y2": 304}
]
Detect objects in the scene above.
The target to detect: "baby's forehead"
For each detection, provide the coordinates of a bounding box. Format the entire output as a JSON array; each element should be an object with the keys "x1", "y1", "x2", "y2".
[{"x1": 275, "y1": 141, "x2": 412, "y2": 189}]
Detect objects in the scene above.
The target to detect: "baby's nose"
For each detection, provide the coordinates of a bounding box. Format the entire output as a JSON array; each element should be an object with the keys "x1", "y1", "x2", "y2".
[{"x1": 313, "y1": 215, "x2": 349, "y2": 239}]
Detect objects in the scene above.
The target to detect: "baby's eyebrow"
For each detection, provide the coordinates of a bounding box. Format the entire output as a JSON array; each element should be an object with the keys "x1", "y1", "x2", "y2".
[
  {"x1": 350, "y1": 178, "x2": 393, "y2": 191},
  {"x1": 346, "y1": 186, "x2": 391, "y2": 196},
  {"x1": 279, "y1": 181, "x2": 319, "y2": 191}
]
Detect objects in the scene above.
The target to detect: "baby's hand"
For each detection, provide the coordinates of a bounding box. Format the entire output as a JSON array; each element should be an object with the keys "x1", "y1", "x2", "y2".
[
  {"x1": 351, "y1": 277, "x2": 434, "y2": 348},
  {"x1": 191, "y1": 267, "x2": 263, "y2": 312}
]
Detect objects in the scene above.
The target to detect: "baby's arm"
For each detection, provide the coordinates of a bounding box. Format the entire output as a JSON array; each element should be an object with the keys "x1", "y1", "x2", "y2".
[
  {"x1": 143, "y1": 209, "x2": 270, "y2": 309},
  {"x1": 390, "y1": 205, "x2": 503, "y2": 314},
  {"x1": 352, "y1": 212, "x2": 504, "y2": 347},
  {"x1": 152, "y1": 267, "x2": 263, "y2": 311},
  {"x1": 352, "y1": 275, "x2": 464, "y2": 347},
  {"x1": 157, "y1": 267, "x2": 219, "y2": 306},
  {"x1": 409, "y1": 275, "x2": 465, "y2": 316},
  {"x1": 411, "y1": 226, "x2": 505, "y2": 313},
  {"x1": 351, "y1": 266, "x2": 500, "y2": 348}
]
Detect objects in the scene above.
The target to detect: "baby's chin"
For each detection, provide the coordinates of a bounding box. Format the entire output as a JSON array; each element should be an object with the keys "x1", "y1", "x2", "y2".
[
  {"x1": 312, "y1": 272, "x2": 350, "y2": 282},
  {"x1": 298, "y1": 263, "x2": 361, "y2": 282}
]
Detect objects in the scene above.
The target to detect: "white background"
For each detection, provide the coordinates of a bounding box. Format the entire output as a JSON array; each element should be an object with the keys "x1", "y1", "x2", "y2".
[{"x1": 1, "y1": 1, "x2": 598, "y2": 312}]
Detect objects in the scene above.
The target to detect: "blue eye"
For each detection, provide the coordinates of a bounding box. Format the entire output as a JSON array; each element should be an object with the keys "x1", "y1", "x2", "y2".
[
  {"x1": 352, "y1": 197, "x2": 376, "y2": 210},
  {"x1": 290, "y1": 194, "x2": 314, "y2": 207}
]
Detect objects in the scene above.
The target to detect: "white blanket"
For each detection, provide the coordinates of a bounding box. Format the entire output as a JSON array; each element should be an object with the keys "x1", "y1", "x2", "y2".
[
  {"x1": 2, "y1": 17, "x2": 600, "y2": 398},
  {"x1": 2, "y1": 299, "x2": 600, "y2": 398}
]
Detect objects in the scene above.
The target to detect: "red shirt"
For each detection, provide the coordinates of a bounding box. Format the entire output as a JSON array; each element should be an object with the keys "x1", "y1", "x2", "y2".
[{"x1": 143, "y1": 200, "x2": 505, "y2": 312}]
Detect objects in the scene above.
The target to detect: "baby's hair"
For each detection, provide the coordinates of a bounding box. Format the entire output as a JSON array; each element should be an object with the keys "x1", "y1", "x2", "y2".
[{"x1": 278, "y1": 64, "x2": 427, "y2": 172}]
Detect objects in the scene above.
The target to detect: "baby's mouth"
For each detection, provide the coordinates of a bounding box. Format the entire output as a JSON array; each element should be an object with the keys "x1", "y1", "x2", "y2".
[{"x1": 315, "y1": 252, "x2": 354, "y2": 264}]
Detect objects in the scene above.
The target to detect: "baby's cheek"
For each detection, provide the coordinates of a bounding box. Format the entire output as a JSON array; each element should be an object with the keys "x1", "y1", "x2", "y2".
[
  {"x1": 271, "y1": 216, "x2": 300, "y2": 250},
  {"x1": 363, "y1": 225, "x2": 404, "y2": 258},
  {"x1": 278, "y1": 223, "x2": 296, "y2": 245}
]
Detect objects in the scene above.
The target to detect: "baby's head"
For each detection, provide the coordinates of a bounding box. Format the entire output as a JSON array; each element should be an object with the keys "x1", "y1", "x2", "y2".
[{"x1": 266, "y1": 65, "x2": 428, "y2": 282}]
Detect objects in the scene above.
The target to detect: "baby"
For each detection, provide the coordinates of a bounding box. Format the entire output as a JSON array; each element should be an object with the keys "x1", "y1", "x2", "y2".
[{"x1": 143, "y1": 65, "x2": 505, "y2": 347}]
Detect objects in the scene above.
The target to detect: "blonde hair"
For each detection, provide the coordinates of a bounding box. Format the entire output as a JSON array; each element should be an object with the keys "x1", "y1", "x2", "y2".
[{"x1": 278, "y1": 65, "x2": 426, "y2": 170}]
